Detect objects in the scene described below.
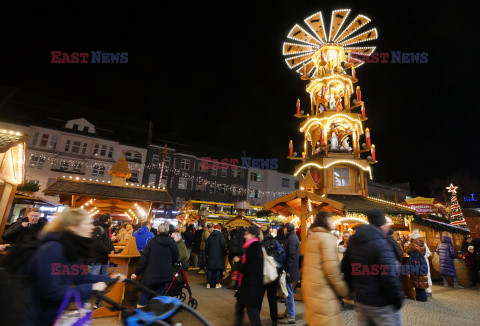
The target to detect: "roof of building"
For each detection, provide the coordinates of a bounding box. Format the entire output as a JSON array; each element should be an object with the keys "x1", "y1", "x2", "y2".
[
  {"x1": 327, "y1": 194, "x2": 415, "y2": 215},
  {"x1": 44, "y1": 178, "x2": 172, "y2": 203},
  {"x1": 0, "y1": 129, "x2": 27, "y2": 153}
]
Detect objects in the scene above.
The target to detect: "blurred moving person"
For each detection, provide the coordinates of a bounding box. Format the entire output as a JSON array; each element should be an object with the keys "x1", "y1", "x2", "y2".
[
  {"x1": 436, "y1": 236, "x2": 463, "y2": 289},
  {"x1": 2, "y1": 207, "x2": 46, "y2": 246},
  {"x1": 133, "y1": 220, "x2": 155, "y2": 252}
]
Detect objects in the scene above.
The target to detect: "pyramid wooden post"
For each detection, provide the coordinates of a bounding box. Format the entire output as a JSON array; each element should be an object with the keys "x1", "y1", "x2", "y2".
[{"x1": 92, "y1": 237, "x2": 141, "y2": 319}]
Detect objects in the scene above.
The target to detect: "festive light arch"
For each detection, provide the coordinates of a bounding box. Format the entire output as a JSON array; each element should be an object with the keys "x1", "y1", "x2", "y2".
[{"x1": 301, "y1": 115, "x2": 363, "y2": 135}]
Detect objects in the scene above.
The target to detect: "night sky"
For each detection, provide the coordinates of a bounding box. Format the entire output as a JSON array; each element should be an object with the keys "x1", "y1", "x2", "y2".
[{"x1": 0, "y1": 0, "x2": 479, "y2": 195}]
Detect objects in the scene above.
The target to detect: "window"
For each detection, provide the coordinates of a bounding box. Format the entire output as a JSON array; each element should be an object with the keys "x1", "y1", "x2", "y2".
[
  {"x1": 29, "y1": 155, "x2": 46, "y2": 169},
  {"x1": 294, "y1": 181, "x2": 299, "y2": 189},
  {"x1": 128, "y1": 171, "x2": 139, "y2": 182},
  {"x1": 152, "y1": 155, "x2": 160, "y2": 166},
  {"x1": 83, "y1": 126, "x2": 89, "y2": 132},
  {"x1": 249, "y1": 189, "x2": 260, "y2": 198},
  {"x1": 31, "y1": 132, "x2": 39, "y2": 146},
  {"x1": 59, "y1": 161, "x2": 69, "y2": 172},
  {"x1": 26, "y1": 179, "x2": 39, "y2": 185},
  {"x1": 92, "y1": 164, "x2": 105, "y2": 177},
  {"x1": 72, "y1": 163, "x2": 82, "y2": 173},
  {"x1": 159, "y1": 175, "x2": 167, "y2": 188},
  {"x1": 49, "y1": 135, "x2": 58, "y2": 150},
  {"x1": 164, "y1": 158, "x2": 170, "y2": 169},
  {"x1": 170, "y1": 177, "x2": 175, "y2": 188},
  {"x1": 219, "y1": 184, "x2": 225, "y2": 195},
  {"x1": 65, "y1": 140, "x2": 71, "y2": 152},
  {"x1": 212, "y1": 168, "x2": 217, "y2": 176},
  {"x1": 71, "y1": 141, "x2": 81, "y2": 154},
  {"x1": 334, "y1": 168, "x2": 350, "y2": 186},
  {"x1": 210, "y1": 184, "x2": 216, "y2": 194},
  {"x1": 175, "y1": 197, "x2": 184, "y2": 209},
  {"x1": 233, "y1": 170, "x2": 243, "y2": 179},
  {"x1": 180, "y1": 159, "x2": 190, "y2": 170},
  {"x1": 72, "y1": 124, "x2": 79, "y2": 131},
  {"x1": 282, "y1": 178, "x2": 290, "y2": 188},
  {"x1": 40, "y1": 134, "x2": 49, "y2": 147},
  {"x1": 108, "y1": 147, "x2": 114, "y2": 158},
  {"x1": 82, "y1": 143, "x2": 87, "y2": 155},
  {"x1": 221, "y1": 167, "x2": 227, "y2": 177},
  {"x1": 134, "y1": 153, "x2": 142, "y2": 161},
  {"x1": 100, "y1": 145, "x2": 107, "y2": 156},
  {"x1": 93, "y1": 144, "x2": 99, "y2": 155},
  {"x1": 250, "y1": 172, "x2": 261, "y2": 182},
  {"x1": 178, "y1": 177, "x2": 188, "y2": 190},
  {"x1": 148, "y1": 174, "x2": 157, "y2": 186}
]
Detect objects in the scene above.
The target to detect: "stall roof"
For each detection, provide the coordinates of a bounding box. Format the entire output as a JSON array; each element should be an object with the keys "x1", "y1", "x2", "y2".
[
  {"x1": 327, "y1": 195, "x2": 415, "y2": 215},
  {"x1": 44, "y1": 178, "x2": 172, "y2": 203},
  {"x1": 0, "y1": 129, "x2": 27, "y2": 153}
]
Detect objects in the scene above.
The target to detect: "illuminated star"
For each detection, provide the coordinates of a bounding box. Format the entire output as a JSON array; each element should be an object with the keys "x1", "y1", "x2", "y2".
[{"x1": 446, "y1": 183, "x2": 458, "y2": 194}]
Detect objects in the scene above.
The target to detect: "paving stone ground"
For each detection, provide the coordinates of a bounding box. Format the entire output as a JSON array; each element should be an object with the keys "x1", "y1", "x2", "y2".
[{"x1": 93, "y1": 272, "x2": 480, "y2": 326}]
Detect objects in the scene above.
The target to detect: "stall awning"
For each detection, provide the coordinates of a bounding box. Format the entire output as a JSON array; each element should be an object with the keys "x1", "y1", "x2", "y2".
[{"x1": 327, "y1": 194, "x2": 415, "y2": 215}]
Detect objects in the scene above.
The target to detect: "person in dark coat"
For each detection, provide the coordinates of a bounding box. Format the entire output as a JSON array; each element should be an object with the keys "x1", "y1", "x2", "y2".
[
  {"x1": 2, "y1": 208, "x2": 47, "y2": 246},
  {"x1": 205, "y1": 224, "x2": 227, "y2": 288},
  {"x1": 133, "y1": 220, "x2": 155, "y2": 252},
  {"x1": 132, "y1": 222, "x2": 179, "y2": 306},
  {"x1": 386, "y1": 229, "x2": 403, "y2": 262},
  {"x1": 461, "y1": 236, "x2": 472, "y2": 253},
  {"x1": 24, "y1": 208, "x2": 124, "y2": 326},
  {"x1": 341, "y1": 210, "x2": 404, "y2": 326},
  {"x1": 276, "y1": 225, "x2": 285, "y2": 243},
  {"x1": 234, "y1": 225, "x2": 263, "y2": 326},
  {"x1": 279, "y1": 223, "x2": 300, "y2": 324},
  {"x1": 228, "y1": 227, "x2": 246, "y2": 288},
  {"x1": 192, "y1": 225, "x2": 204, "y2": 268},
  {"x1": 182, "y1": 224, "x2": 195, "y2": 263},
  {"x1": 436, "y1": 236, "x2": 463, "y2": 288}
]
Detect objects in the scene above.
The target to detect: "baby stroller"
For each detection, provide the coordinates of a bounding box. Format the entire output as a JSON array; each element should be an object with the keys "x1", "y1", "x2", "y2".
[
  {"x1": 94, "y1": 278, "x2": 211, "y2": 326},
  {"x1": 165, "y1": 263, "x2": 198, "y2": 309}
]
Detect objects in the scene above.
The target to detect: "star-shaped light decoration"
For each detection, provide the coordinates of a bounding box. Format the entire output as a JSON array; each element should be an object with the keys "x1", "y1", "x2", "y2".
[{"x1": 446, "y1": 183, "x2": 458, "y2": 194}]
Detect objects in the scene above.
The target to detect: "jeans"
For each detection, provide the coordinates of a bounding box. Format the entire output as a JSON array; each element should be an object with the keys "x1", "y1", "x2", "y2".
[
  {"x1": 285, "y1": 282, "x2": 295, "y2": 318},
  {"x1": 192, "y1": 252, "x2": 200, "y2": 268},
  {"x1": 139, "y1": 282, "x2": 169, "y2": 306},
  {"x1": 207, "y1": 269, "x2": 221, "y2": 286},
  {"x1": 234, "y1": 301, "x2": 261, "y2": 326},
  {"x1": 442, "y1": 275, "x2": 459, "y2": 285},
  {"x1": 199, "y1": 250, "x2": 206, "y2": 270},
  {"x1": 356, "y1": 302, "x2": 403, "y2": 326},
  {"x1": 259, "y1": 279, "x2": 279, "y2": 323},
  {"x1": 187, "y1": 248, "x2": 192, "y2": 264},
  {"x1": 89, "y1": 263, "x2": 109, "y2": 305}
]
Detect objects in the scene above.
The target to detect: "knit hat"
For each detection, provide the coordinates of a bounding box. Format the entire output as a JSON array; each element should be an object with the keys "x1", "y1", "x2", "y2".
[
  {"x1": 214, "y1": 224, "x2": 222, "y2": 230},
  {"x1": 411, "y1": 230, "x2": 422, "y2": 240},
  {"x1": 285, "y1": 223, "x2": 295, "y2": 233},
  {"x1": 468, "y1": 245, "x2": 474, "y2": 251},
  {"x1": 366, "y1": 209, "x2": 387, "y2": 227},
  {"x1": 245, "y1": 225, "x2": 260, "y2": 238}
]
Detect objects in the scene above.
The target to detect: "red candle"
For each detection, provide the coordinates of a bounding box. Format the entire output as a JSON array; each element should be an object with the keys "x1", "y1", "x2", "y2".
[
  {"x1": 356, "y1": 86, "x2": 361, "y2": 102},
  {"x1": 371, "y1": 144, "x2": 376, "y2": 161},
  {"x1": 352, "y1": 66, "x2": 356, "y2": 79},
  {"x1": 320, "y1": 129, "x2": 324, "y2": 145},
  {"x1": 296, "y1": 98, "x2": 300, "y2": 114},
  {"x1": 321, "y1": 86, "x2": 325, "y2": 99},
  {"x1": 361, "y1": 104, "x2": 366, "y2": 117},
  {"x1": 289, "y1": 140, "x2": 293, "y2": 157},
  {"x1": 366, "y1": 128, "x2": 371, "y2": 147}
]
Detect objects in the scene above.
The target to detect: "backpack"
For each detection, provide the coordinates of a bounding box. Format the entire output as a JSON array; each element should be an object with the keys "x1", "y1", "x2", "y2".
[
  {"x1": 264, "y1": 239, "x2": 286, "y2": 270},
  {"x1": 262, "y1": 247, "x2": 278, "y2": 284}
]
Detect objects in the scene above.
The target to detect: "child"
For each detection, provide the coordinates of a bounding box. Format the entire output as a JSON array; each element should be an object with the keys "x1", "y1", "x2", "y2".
[{"x1": 463, "y1": 246, "x2": 479, "y2": 286}]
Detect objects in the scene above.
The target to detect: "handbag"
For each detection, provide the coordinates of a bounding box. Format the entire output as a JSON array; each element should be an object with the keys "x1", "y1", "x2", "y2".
[
  {"x1": 277, "y1": 271, "x2": 288, "y2": 298},
  {"x1": 262, "y1": 247, "x2": 278, "y2": 284},
  {"x1": 54, "y1": 288, "x2": 92, "y2": 326}
]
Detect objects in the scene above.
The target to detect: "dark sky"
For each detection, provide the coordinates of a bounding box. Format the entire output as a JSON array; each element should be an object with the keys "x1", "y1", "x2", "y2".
[{"x1": 0, "y1": 0, "x2": 479, "y2": 195}]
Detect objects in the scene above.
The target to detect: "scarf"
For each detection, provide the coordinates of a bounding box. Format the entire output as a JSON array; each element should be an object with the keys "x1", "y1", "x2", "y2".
[
  {"x1": 58, "y1": 232, "x2": 92, "y2": 263},
  {"x1": 238, "y1": 237, "x2": 259, "y2": 287}
]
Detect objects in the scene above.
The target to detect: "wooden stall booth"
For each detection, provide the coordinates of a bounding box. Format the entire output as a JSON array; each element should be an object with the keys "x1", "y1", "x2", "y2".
[
  {"x1": 43, "y1": 155, "x2": 173, "y2": 319},
  {"x1": 0, "y1": 128, "x2": 27, "y2": 241}
]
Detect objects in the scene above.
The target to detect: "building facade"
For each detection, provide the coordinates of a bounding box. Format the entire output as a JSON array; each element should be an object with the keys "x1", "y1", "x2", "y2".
[
  {"x1": 0, "y1": 118, "x2": 147, "y2": 204},
  {"x1": 246, "y1": 168, "x2": 299, "y2": 207}
]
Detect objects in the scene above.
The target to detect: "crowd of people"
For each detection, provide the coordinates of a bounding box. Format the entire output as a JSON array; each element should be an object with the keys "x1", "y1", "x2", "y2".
[{"x1": 1, "y1": 207, "x2": 480, "y2": 326}]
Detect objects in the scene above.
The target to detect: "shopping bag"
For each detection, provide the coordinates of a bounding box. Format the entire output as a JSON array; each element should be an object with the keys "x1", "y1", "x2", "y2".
[
  {"x1": 277, "y1": 271, "x2": 288, "y2": 298},
  {"x1": 263, "y1": 247, "x2": 278, "y2": 284},
  {"x1": 53, "y1": 288, "x2": 92, "y2": 326}
]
